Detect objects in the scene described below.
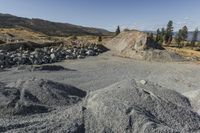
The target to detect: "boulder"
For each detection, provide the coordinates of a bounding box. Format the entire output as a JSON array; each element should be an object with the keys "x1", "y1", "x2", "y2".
[
  {"x1": 86, "y1": 50, "x2": 95, "y2": 56},
  {"x1": 106, "y1": 30, "x2": 151, "y2": 52},
  {"x1": 50, "y1": 53, "x2": 56, "y2": 61},
  {"x1": 106, "y1": 30, "x2": 182, "y2": 62},
  {"x1": 77, "y1": 55, "x2": 85, "y2": 59},
  {"x1": 66, "y1": 55, "x2": 73, "y2": 59}
]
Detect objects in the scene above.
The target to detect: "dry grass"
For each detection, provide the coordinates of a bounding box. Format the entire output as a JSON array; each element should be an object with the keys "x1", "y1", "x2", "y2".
[
  {"x1": 166, "y1": 47, "x2": 200, "y2": 58},
  {"x1": 0, "y1": 28, "x2": 49, "y2": 42},
  {"x1": 66, "y1": 35, "x2": 113, "y2": 43},
  {"x1": 0, "y1": 28, "x2": 113, "y2": 45}
]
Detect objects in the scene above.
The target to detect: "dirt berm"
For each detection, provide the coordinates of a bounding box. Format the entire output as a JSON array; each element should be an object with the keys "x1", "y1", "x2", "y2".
[{"x1": 106, "y1": 30, "x2": 183, "y2": 62}]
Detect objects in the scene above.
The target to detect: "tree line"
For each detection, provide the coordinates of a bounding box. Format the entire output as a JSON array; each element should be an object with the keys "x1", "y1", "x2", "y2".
[
  {"x1": 156, "y1": 20, "x2": 199, "y2": 48},
  {"x1": 115, "y1": 21, "x2": 199, "y2": 48}
]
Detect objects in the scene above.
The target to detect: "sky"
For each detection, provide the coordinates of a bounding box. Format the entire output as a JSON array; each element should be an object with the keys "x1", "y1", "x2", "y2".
[{"x1": 0, "y1": 0, "x2": 200, "y2": 31}]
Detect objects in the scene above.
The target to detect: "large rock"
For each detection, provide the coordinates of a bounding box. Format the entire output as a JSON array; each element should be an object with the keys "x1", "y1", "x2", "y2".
[
  {"x1": 106, "y1": 30, "x2": 182, "y2": 62},
  {"x1": 106, "y1": 30, "x2": 153, "y2": 52},
  {"x1": 85, "y1": 79, "x2": 200, "y2": 133}
]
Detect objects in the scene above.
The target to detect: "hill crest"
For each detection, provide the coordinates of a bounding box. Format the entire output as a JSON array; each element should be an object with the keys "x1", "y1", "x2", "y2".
[{"x1": 0, "y1": 13, "x2": 111, "y2": 37}]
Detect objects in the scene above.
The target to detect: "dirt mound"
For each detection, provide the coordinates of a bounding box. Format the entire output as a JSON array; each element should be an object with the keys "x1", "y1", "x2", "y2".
[
  {"x1": 86, "y1": 79, "x2": 200, "y2": 132},
  {"x1": 106, "y1": 30, "x2": 183, "y2": 62},
  {"x1": 0, "y1": 78, "x2": 86, "y2": 116}
]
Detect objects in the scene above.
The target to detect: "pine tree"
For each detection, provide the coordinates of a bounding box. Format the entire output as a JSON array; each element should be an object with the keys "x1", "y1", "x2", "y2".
[
  {"x1": 164, "y1": 20, "x2": 173, "y2": 45},
  {"x1": 150, "y1": 33, "x2": 154, "y2": 40},
  {"x1": 159, "y1": 28, "x2": 165, "y2": 44},
  {"x1": 156, "y1": 29, "x2": 161, "y2": 42},
  {"x1": 115, "y1": 26, "x2": 121, "y2": 36},
  {"x1": 181, "y1": 26, "x2": 188, "y2": 41},
  {"x1": 156, "y1": 28, "x2": 164, "y2": 44},
  {"x1": 191, "y1": 28, "x2": 198, "y2": 47},
  {"x1": 175, "y1": 29, "x2": 183, "y2": 48},
  {"x1": 98, "y1": 36, "x2": 102, "y2": 42},
  {"x1": 161, "y1": 28, "x2": 165, "y2": 37}
]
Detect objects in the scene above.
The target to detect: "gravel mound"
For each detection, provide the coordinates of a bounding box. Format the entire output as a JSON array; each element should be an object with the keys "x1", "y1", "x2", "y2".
[
  {"x1": 0, "y1": 78, "x2": 86, "y2": 116},
  {"x1": 0, "y1": 105, "x2": 85, "y2": 133},
  {"x1": 184, "y1": 90, "x2": 200, "y2": 114},
  {"x1": 1, "y1": 79, "x2": 200, "y2": 132},
  {"x1": 85, "y1": 79, "x2": 200, "y2": 132}
]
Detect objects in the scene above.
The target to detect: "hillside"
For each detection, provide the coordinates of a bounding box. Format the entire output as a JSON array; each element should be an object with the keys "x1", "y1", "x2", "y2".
[
  {"x1": 0, "y1": 28, "x2": 50, "y2": 43},
  {"x1": 0, "y1": 13, "x2": 111, "y2": 37}
]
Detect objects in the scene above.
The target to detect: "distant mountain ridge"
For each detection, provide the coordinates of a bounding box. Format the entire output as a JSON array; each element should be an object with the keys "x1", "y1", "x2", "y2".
[{"x1": 0, "y1": 13, "x2": 111, "y2": 36}]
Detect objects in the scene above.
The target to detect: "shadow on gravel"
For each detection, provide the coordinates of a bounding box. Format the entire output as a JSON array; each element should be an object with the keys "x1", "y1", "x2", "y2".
[
  {"x1": 33, "y1": 65, "x2": 77, "y2": 71},
  {"x1": 16, "y1": 65, "x2": 77, "y2": 72}
]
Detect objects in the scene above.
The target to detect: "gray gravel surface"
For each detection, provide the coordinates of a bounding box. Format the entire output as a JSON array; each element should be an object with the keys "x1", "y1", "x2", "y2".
[{"x1": 0, "y1": 52, "x2": 200, "y2": 132}]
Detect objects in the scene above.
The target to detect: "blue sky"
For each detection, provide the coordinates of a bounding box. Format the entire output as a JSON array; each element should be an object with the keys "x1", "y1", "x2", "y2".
[{"x1": 0, "y1": 0, "x2": 199, "y2": 31}]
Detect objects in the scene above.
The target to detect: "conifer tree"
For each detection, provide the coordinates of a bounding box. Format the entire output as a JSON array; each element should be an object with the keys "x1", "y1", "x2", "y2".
[
  {"x1": 98, "y1": 36, "x2": 102, "y2": 42},
  {"x1": 191, "y1": 28, "x2": 198, "y2": 46},
  {"x1": 115, "y1": 26, "x2": 121, "y2": 36},
  {"x1": 164, "y1": 20, "x2": 173, "y2": 45},
  {"x1": 181, "y1": 25, "x2": 188, "y2": 41}
]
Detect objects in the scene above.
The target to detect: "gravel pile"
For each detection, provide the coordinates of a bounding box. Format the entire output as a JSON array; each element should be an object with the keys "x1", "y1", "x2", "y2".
[
  {"x1": 85, "y1": 79, "x2": 200, "y2": 132},
  {"x1": 0, "y1": 44, "x2": 108, "y2": 69},
  {"x1": 0, "y1": 78, "x2": 86, "y2": 116},
  {"x1": 1, "y1": 79, "x2": 200, "y2": 132}
]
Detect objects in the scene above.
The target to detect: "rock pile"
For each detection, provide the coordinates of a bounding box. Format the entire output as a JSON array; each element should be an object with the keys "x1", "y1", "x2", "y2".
[{"x1": 0, "y1": 44, "x2": 108, "y2": 69}]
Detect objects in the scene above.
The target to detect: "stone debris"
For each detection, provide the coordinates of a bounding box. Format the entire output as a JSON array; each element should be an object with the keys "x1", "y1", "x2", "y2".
[
  {"x1": 140, "y1": 79, "x2": 147, "y2": 85},
  {"x1": 0, "y1": 44, "x2": 108, "y2": 69}
]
